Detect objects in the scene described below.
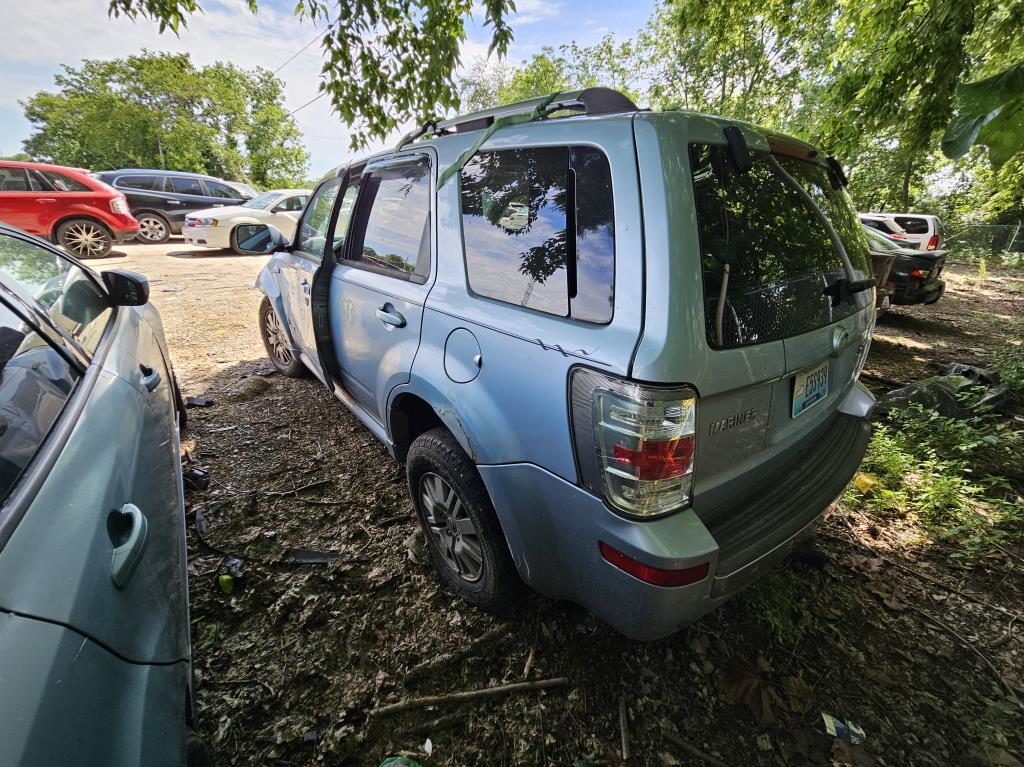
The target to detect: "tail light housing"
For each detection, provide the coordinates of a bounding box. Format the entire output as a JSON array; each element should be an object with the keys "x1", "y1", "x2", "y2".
[
  {"x1": 926, "y1": 234, "x2": 939, "y2": 250},
  {"x1": 109, "y1": 196, "x2": 130, "y2": 215},
  {"x1": 571, "y1": 368, "x2": 697, "y2": 518}
]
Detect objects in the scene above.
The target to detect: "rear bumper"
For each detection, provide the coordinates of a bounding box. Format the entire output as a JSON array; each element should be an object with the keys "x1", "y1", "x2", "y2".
[
  {"x1": 894, "y1": 275, "x2": 945, "y2": 305},
  {"x1": 479, "y1": 383, "x2": 873, "y2": 641}
]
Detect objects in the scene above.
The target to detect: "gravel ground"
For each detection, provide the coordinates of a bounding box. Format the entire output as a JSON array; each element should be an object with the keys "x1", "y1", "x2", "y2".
[{"x1": 96, "y1": 243, "x2": 1024, "y2": 767}]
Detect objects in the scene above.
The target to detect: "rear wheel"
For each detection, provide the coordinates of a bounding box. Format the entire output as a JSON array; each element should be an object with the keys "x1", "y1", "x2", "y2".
[
  {"x1": 135, "y1": 213, "x2": 170, "y2": 244},
  {"x1": 407, "y1": 427, "x2": 526, "y2": 612},
  {"x1": 56, "y1": 218, "x2": 112, "y2": 259},
  {"x1": 258, "y1": 295, "x2": 307, "y2": 377}
]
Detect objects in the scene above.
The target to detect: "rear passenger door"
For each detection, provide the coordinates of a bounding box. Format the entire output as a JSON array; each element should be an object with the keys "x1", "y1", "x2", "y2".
[
  {"x1": 329, "y1": 154, "x2": 433, "y2": 424},
  {"x1": 165, "y1": 176, "x2": 210, "y2": 229}
]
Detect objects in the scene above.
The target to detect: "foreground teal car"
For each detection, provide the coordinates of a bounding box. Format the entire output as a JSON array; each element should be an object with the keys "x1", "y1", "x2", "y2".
[{"x1": 0, "y1": 225, "x2": 193, "y2": 765}]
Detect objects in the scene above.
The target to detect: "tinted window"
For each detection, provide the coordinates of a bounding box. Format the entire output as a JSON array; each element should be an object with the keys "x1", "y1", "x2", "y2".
[
  {"x1": 37, "y1": 170, "x2": 90, "y2": 192},
  {"x1": 349, "y1": 158, "x2": 430, "y2": 280},
  {"x1": 169, "y1": 176, "x2": 205, "y2": 195},
  {"x1": 295, "y1": 178, "x2": 342, "y2": 258},
  {"x1": 276, "y1": 195, "x2": 308, "y2": 212},
  {"x1": 691, "y1": 143, "x2": 871, "y2": 349},
  {"x1": 460, "y1": 146, "x2": 615, "y2": 321},
  {"x1": 894, "y1": 216, "x2": 929, "y2": 234},
  {"x1": 863, "y1": 226, "x2": 903, "y2": 253},
  {"x1": 117, "y1": 175, "x2": 163, "y2": 191},
  {"x1": 204, "y1": 180, "x2": 243, "y2": 200},
  {"x1": 0, "y1": 234, "x2": 111, "y2": 354},
  {"x1": 0, "y1": 295, "x2": 78, "y2": 501},
  {"x1": 0, "y1": 167, "x2": 29, "y2": 192}
]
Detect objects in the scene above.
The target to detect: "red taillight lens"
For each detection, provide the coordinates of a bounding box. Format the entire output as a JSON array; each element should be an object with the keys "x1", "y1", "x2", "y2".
[
  {"x1": 910, "y1": 268, "x2": 924, "y2": 279},
  {"x1": 599, "y1": 542, "x2": 709, "y2": 587},
  {"x1": 613, "y1": 436, "x2": 696, "y2": 480},
  {"x1": 926, "y1": 234, "x2": 938, "y2": 250},
  {"x1": 890, "y1": 232, "x2": 905, "y2": 238}
]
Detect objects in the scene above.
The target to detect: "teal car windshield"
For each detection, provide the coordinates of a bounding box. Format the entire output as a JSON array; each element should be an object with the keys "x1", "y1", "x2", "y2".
[{"x1": 691, "y1": 143, "x2": 871, "y2": 349}]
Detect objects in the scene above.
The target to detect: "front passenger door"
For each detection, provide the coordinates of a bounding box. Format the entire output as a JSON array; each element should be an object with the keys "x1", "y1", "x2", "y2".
[{"x1": 330, "y1": 154, "x2": 433, "y2": 424}]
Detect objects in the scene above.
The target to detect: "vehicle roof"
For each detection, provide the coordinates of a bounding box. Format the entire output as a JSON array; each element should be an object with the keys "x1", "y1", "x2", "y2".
[
  {"x1": 98, "y1": 168, "x2": 227, "y2": 181},
  {"x1": 0, "y1": 159, "x2": 91, "y2": 175},
  {"x1": 863, "y1": 211, "x2": 941, "y2": 220}
]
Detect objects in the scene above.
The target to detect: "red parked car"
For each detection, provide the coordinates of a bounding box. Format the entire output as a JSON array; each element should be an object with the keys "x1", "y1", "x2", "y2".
[{"x1": 0, "y1": 161, "x2": 139, "y2": 258}]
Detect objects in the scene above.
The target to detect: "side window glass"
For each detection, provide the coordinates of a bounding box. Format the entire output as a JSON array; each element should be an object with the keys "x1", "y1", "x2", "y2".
[
  {"x1": 0, "y1": 167, "x2": 30, "y2": 192},
  {"x1": 0, "y1": 296, "x2": 79, "y2": 503},
  {"x1": 27, "y1": 171, "x2": 47, "y2": 192},
  {"x1": 204, "y1": 180, "x2": 242, "y2": 200},
  {"x1": 295, "y1": 178, "x2": 342, "y2": 258},
  {"x1": 169, "y1": 177, "x2": 205, "y2": 196},
  {"x1": 460, "y1": 145, "x2": 615, "y2": 322},
  {"x1": 117, "y1": 175, "x2": 161, "y2": 191},
  {"x1": 0, "y1": 234, "x2": 112, "y2": 354},
  {"x1": 37, "y1": 171, "x2": 90, "y2": 192},
  {"x1": 278, "y1": 195, "x2": 306, "y2": 212},
  {"x1": 329, "y1": 176, "x2": 361, "y2": 257},
  {"x1": 348, "y1": 159, "x2": 431, "y2": 280}
]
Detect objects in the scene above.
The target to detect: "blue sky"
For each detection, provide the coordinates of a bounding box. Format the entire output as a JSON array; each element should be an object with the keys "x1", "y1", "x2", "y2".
[{"x1": 1, "y1": 0, "x2": 655, "y2": 179}]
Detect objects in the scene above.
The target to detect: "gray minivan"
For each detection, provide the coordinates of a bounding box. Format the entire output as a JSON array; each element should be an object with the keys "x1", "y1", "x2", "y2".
[{"x1": 242, "y1": 88, "x2": 876, "y2": 640}]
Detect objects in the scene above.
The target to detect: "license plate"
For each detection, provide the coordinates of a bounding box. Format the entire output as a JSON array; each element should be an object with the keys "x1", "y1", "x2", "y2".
[{"x1": 792, "y1": 361, "x2": 829, "y2": 418}]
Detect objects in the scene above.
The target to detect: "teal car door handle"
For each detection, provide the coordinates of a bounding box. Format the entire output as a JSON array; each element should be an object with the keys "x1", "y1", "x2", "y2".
[
  {"x1": 375, "y1": 304, "x2": 406, "y2": 328},
  {"x1": 107, "y1": 504, "x2": 149, "y2": 589},
  {"x1": 139, "y1": 363, "x2": 161, "y2": 392}
]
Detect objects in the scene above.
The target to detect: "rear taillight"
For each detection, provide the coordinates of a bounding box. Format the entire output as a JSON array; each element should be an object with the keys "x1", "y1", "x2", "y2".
[
  {"x1": 926, "y1": 234, "x2": 938, "y2": 250},
  {"x1": 890, "y1": 232, "x2": 906, "y2": 238},
  {"x1": 109, "y1": 196, "x2": 130, "y2": 215},
  {"x1": 910, "y1": 267, "x2": 924, "y2": 279},
  {"x1": 571, "y1": 368, "x2": 697, "y2": 518}
]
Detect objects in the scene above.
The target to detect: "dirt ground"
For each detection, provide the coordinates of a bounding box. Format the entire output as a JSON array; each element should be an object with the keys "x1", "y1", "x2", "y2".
[{"x1": 98, "y1": 244, "x2": 1024, "y2": 767}]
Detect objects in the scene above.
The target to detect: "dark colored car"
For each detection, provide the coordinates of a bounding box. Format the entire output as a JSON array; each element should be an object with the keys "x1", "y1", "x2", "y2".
[
  {"x1": 0, "y1": 161, "x2": 140, "y2": 258},
  {"x1": 863, "y1": 224, "x2": 945, "y2": 306},
  {"x1": 0, "y1": 224, "x2": 193, "y2": 764},
  {"x1": 93, "y1": 170, "x2": 256, "y2": 244}
]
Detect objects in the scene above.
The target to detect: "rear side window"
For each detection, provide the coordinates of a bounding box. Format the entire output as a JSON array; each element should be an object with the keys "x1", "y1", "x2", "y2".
[
  {"x1": 459, "y1": 145, "x2": 615, "y2": 323},
  {"x1": 0, "y1": 295, "x2": 78, "y2": 502},
  {"x1": 0, "y1": 167, "x2": 29, "y2": 192},
  {"x1": 0, "y1": 234, "x2": 111, "y2": 354},
  {"x1": 348, "y1": 158, "x2": 431, "y2": 281},
  {"x1": 117, "y1": 175, "x2": 163, "y2": 191},
  {"x1": 37, "y1": 170, "x2": 90, "y2": 192},
  {"x1": 169, "y1": 177, "x2": 204, "y2": 195},
  {"x1": 894, "y1": 216, "x2": 929, "y2": 234},
  {"x1": 691, "y1": 143, "x2": 870, "y2": 349}
]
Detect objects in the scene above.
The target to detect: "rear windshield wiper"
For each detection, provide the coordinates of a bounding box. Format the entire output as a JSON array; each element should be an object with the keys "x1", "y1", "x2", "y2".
[{"x1": 764, "y1": 154, "x2": 870, "y2": 307}]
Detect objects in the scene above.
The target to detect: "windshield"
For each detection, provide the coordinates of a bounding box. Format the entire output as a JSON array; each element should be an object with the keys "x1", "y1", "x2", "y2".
[
  {"x1": 691, "y1": 143, "x2": 871, "y2": 349},
  {"x1": 863, "y1": 225, "x2": 904, "y2": 253},
  {"x1": 243, "y1": 192, "x2": 281, "y2": 210}
]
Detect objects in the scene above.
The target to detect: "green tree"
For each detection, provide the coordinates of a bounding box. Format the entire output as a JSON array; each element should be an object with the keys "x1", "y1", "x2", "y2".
[
  {"x1": 107, "y1": 0, "x2": 516, "y2": 148},
  {"x1": 21, "y1": 52, "x2": 308, "y2": 187}
]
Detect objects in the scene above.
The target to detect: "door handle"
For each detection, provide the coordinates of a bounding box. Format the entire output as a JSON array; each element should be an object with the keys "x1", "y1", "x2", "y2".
[
  {"x1": 139, "y1": 363, "x2": 161, "y2": 392},
  {"x1": 375, "y1": 304, "x2": 406, "y2": 328},
  {"x1": 36, "y1": 198, "x2": 57, "y2": 203},
  {"x1": 165, "y1": 199, "x2": 181, "y2": 205},
  {"x1": 268, "y1": 265, "x2": 281, "y2": 274},
  {"x1": 107, "y1": 503, "x2": 148, "y2": 589},
  {"x1": 301, "y1": 280, "x2": 311, "y2": 295}
]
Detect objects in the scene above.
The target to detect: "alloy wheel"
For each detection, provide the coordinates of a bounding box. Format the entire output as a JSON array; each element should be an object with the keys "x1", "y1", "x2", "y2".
[
  {"x1": 263, "y1": 306, "x2": 293, "y2": 365},
  {"x1": 62, "y1": 221, "x2": 108, "y2": 258},
  {"x1": 419, "y1": 472, "x2": 483, "y2": 582},
  {"x1": 137, "y1": 216, "x2": 167, "y2": 242}
]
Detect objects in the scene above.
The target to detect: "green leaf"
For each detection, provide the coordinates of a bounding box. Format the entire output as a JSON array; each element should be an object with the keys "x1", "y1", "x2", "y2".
[{"x1": 942, "y1": 61, "x2": 1024, "y2": 167}]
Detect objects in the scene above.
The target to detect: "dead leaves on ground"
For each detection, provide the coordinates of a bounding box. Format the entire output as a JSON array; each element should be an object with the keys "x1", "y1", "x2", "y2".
[{"x1": 715, "y1": 654, "x2": 817, "y2": 726}]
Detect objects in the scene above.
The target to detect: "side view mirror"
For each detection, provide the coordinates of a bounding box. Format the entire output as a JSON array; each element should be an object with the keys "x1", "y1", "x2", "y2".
[
  {"x1": 231, "y1": 223, "x2": 289, "y2": 255},
  {"x1": 102, "y1": 270, "x2": 150, "y2": 306}
]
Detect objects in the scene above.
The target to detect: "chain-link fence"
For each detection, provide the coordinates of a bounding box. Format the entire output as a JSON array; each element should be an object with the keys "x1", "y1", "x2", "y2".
[{"x1": 945, "y1": 223, "x2": 1024, "y2": 265}]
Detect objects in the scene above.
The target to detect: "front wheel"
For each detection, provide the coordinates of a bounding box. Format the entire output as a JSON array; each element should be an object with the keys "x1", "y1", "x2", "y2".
[
  {"x1": 56, "y1": 218, "x2": 112, "y2": 259},
  {"x1": 258, "y1": 295, "x2": 307, "y2": 377},
  {"x1": 407, "y1": 427, "x2": 526, "y2": 612}
]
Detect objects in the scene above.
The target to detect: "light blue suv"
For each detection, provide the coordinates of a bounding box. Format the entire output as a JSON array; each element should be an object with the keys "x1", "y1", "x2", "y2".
[{"x1": 241, "y1": 89, "x2": 876, "y2": 640}]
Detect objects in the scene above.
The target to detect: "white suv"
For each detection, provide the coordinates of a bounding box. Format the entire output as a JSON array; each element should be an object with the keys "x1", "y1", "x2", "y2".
[{"x1": 860, "y1": 212, "x2": 945, "y2": 251}]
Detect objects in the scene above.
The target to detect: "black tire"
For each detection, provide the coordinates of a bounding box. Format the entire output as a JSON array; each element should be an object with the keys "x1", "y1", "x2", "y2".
[
  {"x1": 407, "y1": 427, "x2": 526, "y2": 612},
  {"x1": 171, "y1": 368, "x2": 188, "y2": 429},
  {"x1": 56, "y1": 218, "x2": 112, "y2": 259},
  {"x1": 258, "y1": 295, "x2": 308, "y2": 377},
  {"x1": 134, "y1": 212, "x2": 171, "y2": 244},
  {"x1": 186, "y1": 727, "x2": 212, "y2": 767}
]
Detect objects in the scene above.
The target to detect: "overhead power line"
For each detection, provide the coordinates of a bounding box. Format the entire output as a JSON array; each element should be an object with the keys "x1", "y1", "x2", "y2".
[
  {"x1": 273, "y1": 30, "x2": 325, "y2": 75},
  {"x1": 287, "y1": 91, "x2": 328, "y2": 118}
]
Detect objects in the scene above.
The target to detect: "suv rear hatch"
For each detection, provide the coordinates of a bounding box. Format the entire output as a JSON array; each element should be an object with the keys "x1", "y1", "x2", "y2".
[{"x1": 631, "y1": 115, "x2": 873, "y2": 564}]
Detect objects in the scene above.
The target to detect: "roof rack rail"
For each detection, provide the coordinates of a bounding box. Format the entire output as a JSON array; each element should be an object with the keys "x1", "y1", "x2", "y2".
[{"x1": 395, "y1": 87, "x2": 638, "y2": 151}]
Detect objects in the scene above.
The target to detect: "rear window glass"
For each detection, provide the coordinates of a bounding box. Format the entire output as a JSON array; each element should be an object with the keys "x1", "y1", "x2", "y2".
[
  {"x1": 117, "y1": 175, "x2": 163, "y2": 191},
  {"x1": 37, "y1": 170, "x2": 90, "y2": 192},
  {"x1": 894, "y1": 216, "x2": 929, "y2": 234},
  {"x1": 691, "y1": 143, "x2": 871, "y2": 349},
  {"x1": 460, "y1": 145, "x2": 614, "y2": 323},
  {"x1": 0, "y1": 167, "x2": 29, "y2": 192}
]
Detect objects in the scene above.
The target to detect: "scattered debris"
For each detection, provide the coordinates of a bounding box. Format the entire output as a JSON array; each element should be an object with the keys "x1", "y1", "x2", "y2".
[
  {"x1": 660, "y1": 728, "x2": 732, "y2": 767},
  {"x1": 183, "y1": 466, "x2": 211, "y2": 491},
  {"x1": 286, "y1": 547, "x2": 341, "y2": 564},
  {"x1": 217, "y1": 574, "x2": 235, "y2": 594},
  {"x1": 618, "y1": 696, "x2": 629, "y2": 761},
  {"x1": 822, "y1": 712, "x2": 866, "y2": 744},
  {"x1": 185, "y1": 395, "x2": 215, "y2": 408},
  {"x1": 369, "y1": 677, "x2": 570, "y2": 718}
]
